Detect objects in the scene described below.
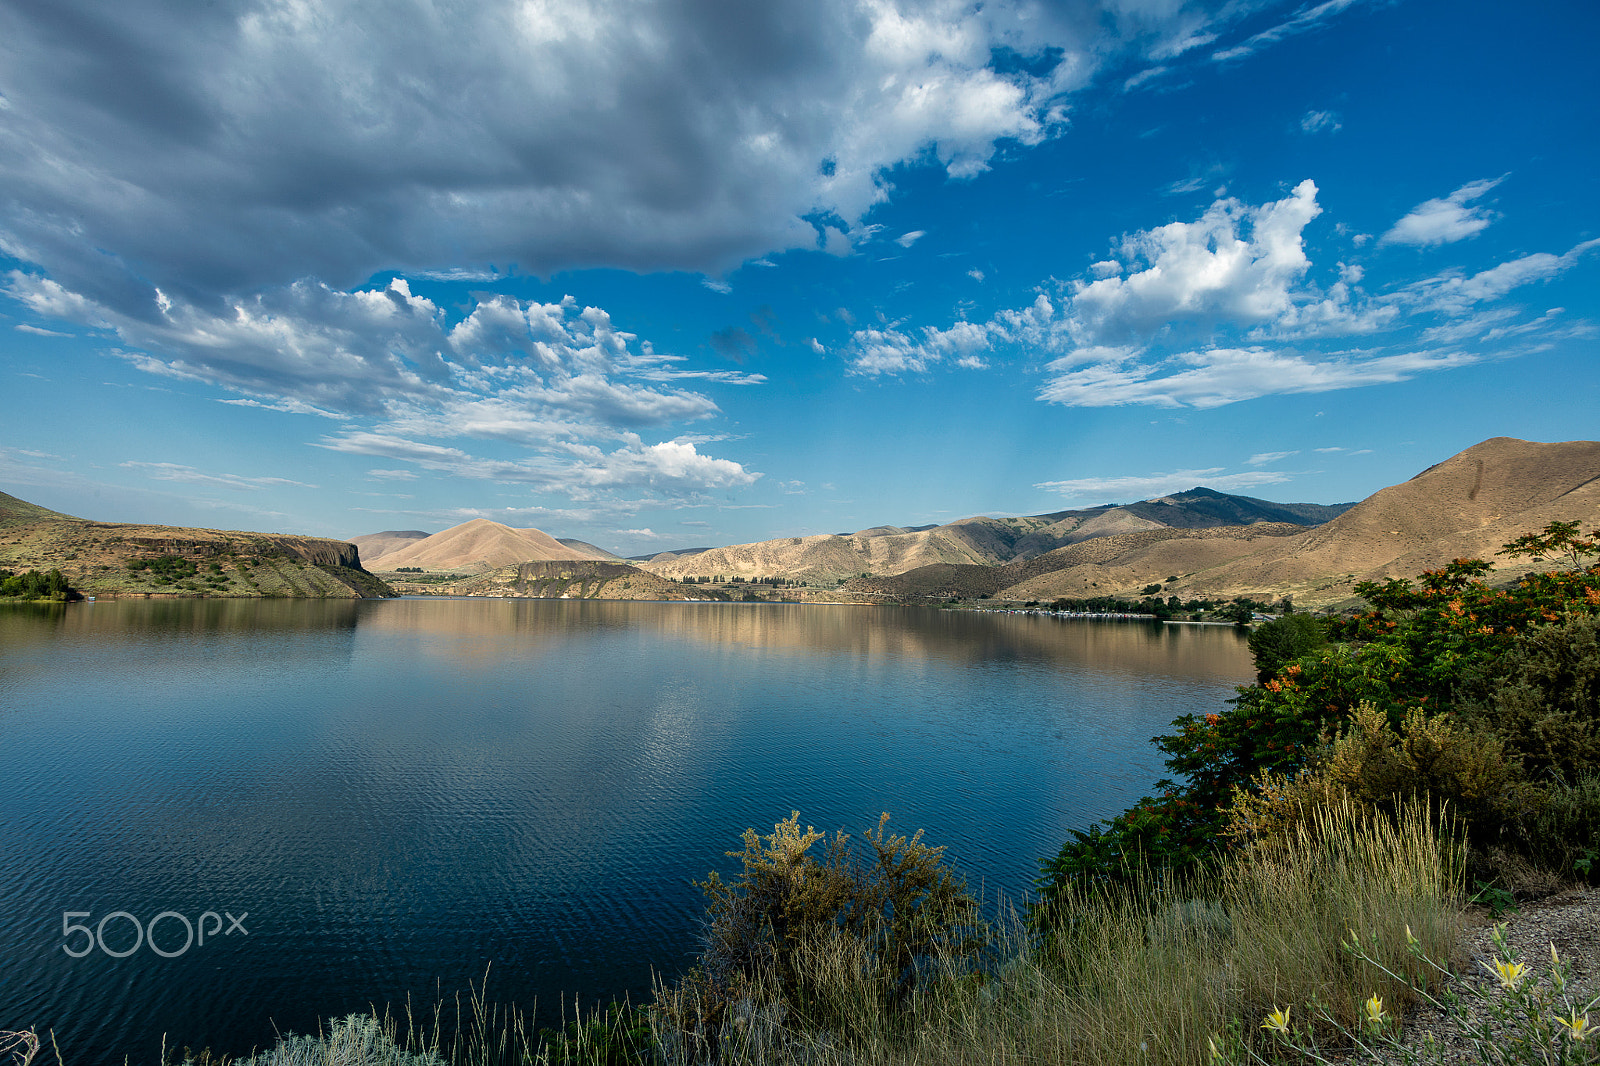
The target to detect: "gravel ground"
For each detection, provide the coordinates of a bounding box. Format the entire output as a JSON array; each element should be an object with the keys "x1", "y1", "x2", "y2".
[{"x1": 1376, "y1": 888, "x2": 1600, "y2": 1063}]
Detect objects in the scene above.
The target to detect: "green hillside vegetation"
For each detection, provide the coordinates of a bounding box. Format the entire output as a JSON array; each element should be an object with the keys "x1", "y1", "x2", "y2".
[{"x1": 0, "y1": 567, "x2": 74, "y2": 601}]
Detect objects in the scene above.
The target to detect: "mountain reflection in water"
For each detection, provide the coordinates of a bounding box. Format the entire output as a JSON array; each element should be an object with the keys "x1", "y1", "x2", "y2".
[{"x1": 0, "y1": 598, "x2": 1249, "y2": 1066}]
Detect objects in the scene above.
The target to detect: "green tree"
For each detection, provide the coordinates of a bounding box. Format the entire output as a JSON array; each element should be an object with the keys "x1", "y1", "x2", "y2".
[{"x1": 1247, "y1": 612, "x2": 1329, "y2": 683}]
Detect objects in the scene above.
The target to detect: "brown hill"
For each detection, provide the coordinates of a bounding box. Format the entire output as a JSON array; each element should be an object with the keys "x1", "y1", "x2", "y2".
[
  {"x1": 844, "y1": 524, "x2": 1306, "y2": 602},
  {"x1": 348, "y1": 530, "x2": 432, "y2": 565},
  {"x1": 844, "y1": 438, "x2": 1600, "y2": 608},
  {"x1": 1186, "y1": 436, "x2": 1600, "y2": 604},
  {"x1": 992, "y1": 524, "x2": 1307, "y2": 602},
  {"x1": 636, "y1": 490, "x2": 1347, "y2": 585},
  {"x1": 0, "y1": 490, "x2": 72, "y2": 527},
  {"x1": 375, "y1": 518, "x2": 613, "y2": 572},
  {"x1": 558, "y1": 538, "x2": 622, "y2": 560},
  {"x1": 0, "y1": 491, "x2": 391, "y2": 598}
]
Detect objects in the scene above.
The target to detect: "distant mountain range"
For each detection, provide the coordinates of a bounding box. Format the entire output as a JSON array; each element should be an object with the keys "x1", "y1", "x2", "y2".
[
  {"x1": 340, "y1": 436, "x2": 1600, "y2": 608},
  {"x1": 841, "y1": 436, "x2": 1600, "y2": 607},
  {"x1": 628, "y1": 488, "x2": 1355, "y2": 585},
  {"x1": 349, "y1": 487, "x2": 1354, "y2": 580},
  {"x1": 4, "y1": 436, "x2": 1594, "y2": 607}
]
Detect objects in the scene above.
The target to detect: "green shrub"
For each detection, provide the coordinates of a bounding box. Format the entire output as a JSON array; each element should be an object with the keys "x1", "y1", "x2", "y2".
[
  {"x1": 1455, "y1": 613, "x2": 1600, "y2": 779},
  {"x1": 213, "y1": 1014, "x2": 445, "y2": 1066},
  {"x1": 1520, "y1": 771, "x2": 1600, "y2": 884},
  {"x1": 0, "y1": 568, "x2": 72, "y2": 600},
  {"x1": 1246, "y1": 612, "x2": 1328, "y2": 683},
  {"x1": 1223, "y1": 701, "x2": 1530, "y2": 847},
  {"x1": 1038, "y1": 526, "x2": 1600, "y2": 902},
  {"x1": 654, "y1": 812, "x2": 979, "y2": 1060}
]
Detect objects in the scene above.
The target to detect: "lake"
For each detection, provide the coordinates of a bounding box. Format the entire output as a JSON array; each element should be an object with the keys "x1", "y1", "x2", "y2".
[{"x1": 0, "y1": 598, "x2": 1251, "y2": 1064}]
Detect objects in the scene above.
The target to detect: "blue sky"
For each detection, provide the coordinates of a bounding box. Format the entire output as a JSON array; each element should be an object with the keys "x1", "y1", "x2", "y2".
[{"x1": 1, "y1": 0, "x2": 1595, "y2": 554}]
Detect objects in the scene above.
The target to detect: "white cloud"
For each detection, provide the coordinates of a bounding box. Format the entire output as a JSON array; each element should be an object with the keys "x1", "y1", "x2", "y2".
[
  {"x1": 1210, "y1": 0, "x2": 1360, "y2": 62},
  {"x1": 0, "y1": 0, "x2": 1367, "y2": 325},
  {"x1": 968, "y1": 268, "x2": 986, "y2": 282},
  {"x1": 1381, "y1": 177, "x2": 1505, "y2": 247},
  {"x1": 316, "y1": 431, "x2": 757, "y2": 498},
  {"x1": 850, "y1": 179, "x2": 1588, "y2": 408},
  {"x1": 1037, "y1": 346, "x2": 1476, "y2": 408},
  {"x1": 367, "y1": 469, "x2": 419, "y2": 481},
  {"x1": 1035, "y1": 467, "x2": 1292, "y2": 502},
  {"x1": 1399, "y1": 238, "x2": 1600, "y2": 315},
  {"x1": 120, "y1": 461, "x2": 318, "y2": 491},
  {"x1": 896, "y1": 230, "x2": 927, "y2": 248},
  {"x1": 1299, "y1": 110, "x2": 1341, "y2": 134},
  {"x1": 1246, "y1": 450, "x2": 1297, "y2": 465},
  {"x1": 2, "y1": 268, "x2": 764, "y2": 504},
  {"x1": 1066, "y1": 180, "x2": 1322, "y2": 346},
  {"x1": 14, "y1": 323, "x2": 71, "y2": 337}
]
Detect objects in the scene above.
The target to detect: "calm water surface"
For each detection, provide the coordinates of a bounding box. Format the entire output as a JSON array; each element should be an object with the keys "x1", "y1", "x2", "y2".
[{"x1": 0, "y1": 598, "x2": 1250, "y2": 1063}]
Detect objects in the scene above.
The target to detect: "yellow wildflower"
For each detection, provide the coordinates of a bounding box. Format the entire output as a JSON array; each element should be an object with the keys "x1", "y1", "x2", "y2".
[
  {"x1": 1555, "y1": 1012, "x2": 1591, "y2": 1042},
  {"x1": 1482, "y1": 957, "x2": 1528, "y2": 990},
  {"x1": 1261, "y1": 1006, "x2": 1291, "y2": 1035},
  {"x1": 1363, "y1": 994, "x2": 1387, "y2": 1027}
]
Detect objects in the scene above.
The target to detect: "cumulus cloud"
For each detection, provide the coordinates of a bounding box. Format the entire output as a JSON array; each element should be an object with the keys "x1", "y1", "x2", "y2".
[
  {"x1": 1381, "y1": 178, "x2": 1506, "y2": 247},
  {"x1": 0, "y1": 0, "x2": 1357, "y2": 325},
  {"x1": 2, "y1": 268, "x2": 764, "y2": 499},
  {"x1": 850, "y1": 179, "x2": 1585, "y2": 407},
  {"x1": 0, "y1": 0, "x2": 1089, "y2": 314},
  {"x1": 1034, "y1": 467, "x2": 1292, "y2": 502}
]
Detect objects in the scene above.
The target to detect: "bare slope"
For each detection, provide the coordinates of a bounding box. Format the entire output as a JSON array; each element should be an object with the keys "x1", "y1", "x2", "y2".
[
  {"x1": 375, "y1": 518, "x2": 613, "y2": 572},
  {"x1": 850, "y1": 437, "x2": 1600, "y2": 608},
  {"x1": 636, "y1": 491, "x2": 1346, "y2": 585},
  {"x1": 844, "y1": 524, "x2": 1306, "y2": 602},
  {"x1": 347, "y1": 530, "x2": 431, "y2": 565},
  {"x1": 1188, "y1": 436, "x2": 1600, "y2": 603},
  {"x1": 558, "y1": 538, "x2": 622, "y2": 560}
]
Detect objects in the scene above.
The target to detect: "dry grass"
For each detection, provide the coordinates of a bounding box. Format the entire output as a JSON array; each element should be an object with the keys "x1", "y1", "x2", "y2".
[{"x1": 649, "y1": 799, "x2": 1464, "y2": 1066}]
